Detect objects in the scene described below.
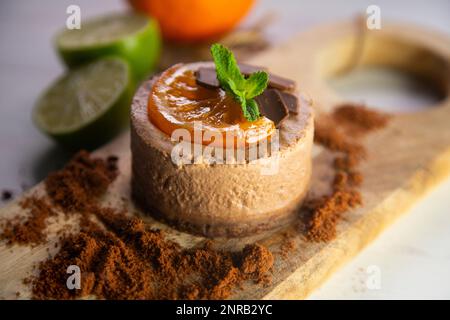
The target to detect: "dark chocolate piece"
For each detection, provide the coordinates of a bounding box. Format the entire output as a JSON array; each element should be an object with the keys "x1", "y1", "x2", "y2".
[
  {"x1": 195, "y1": 67, "x2": 219, "y2": 88},
  {"x1": 195, "y1": 65, "x2": 298, "y2": 122},
  {"x1": 196, "y1": 64, "x2": 268, "y2": 89},
  {"x1": 238, "y1": 63, "x2": 268, "y2": 75},
  {"x1": 279, "y1": 91, "x2": 298, "y2": 114},
  {"x1": 255, "y1": 89, "x2": 289, "y2": 127},
  {"x1": 195, "y1": 64, "x2": 296, "y2": 93},
  {"x1": 268, "y1": 74, "x2": 296, "y2": 92}
]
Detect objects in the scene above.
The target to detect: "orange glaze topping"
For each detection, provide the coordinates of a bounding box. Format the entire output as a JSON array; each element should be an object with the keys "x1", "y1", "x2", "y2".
[{"x1": 147, "y1": 63, "x2": 275, "y2": 147}]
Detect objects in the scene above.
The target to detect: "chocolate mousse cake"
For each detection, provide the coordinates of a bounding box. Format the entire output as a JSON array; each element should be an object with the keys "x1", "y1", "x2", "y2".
[{"x1": 131, "y1": 44, "x2": 314, "y2": 237}]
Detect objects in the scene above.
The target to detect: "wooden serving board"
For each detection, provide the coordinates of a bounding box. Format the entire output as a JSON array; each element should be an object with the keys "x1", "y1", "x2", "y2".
[{"x1": 1, "y1": 21, "x2": 450, "y2": 299}]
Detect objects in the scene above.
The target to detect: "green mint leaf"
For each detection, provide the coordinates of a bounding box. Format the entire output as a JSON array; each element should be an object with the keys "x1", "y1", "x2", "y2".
[
  {"x1": 233, "y1": 94, "x2": 259, "y2": 122},
  {"x1": 210, "y1": 44, "x2": 244, "y2": 93},
  {"x1": 244, "y1": 71, "x2": 269, "y2": 100},
  {"x1": 245, "y1": 99, "x2": 260, "y2": 122},
  {"x1": 210, "y1": 43, "x2": 268, "y2": 122}
]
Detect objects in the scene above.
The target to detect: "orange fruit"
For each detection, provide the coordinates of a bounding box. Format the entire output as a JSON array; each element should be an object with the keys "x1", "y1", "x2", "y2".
[
  {"x1": 148, "y1": 63, "x2": 275, "y2": 146},
  {"x1": 128, "y1": 0, "x2": 255, "y2": 42}
]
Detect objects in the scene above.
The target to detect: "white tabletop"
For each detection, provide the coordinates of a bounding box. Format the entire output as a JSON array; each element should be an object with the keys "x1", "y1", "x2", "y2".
[{"x1": 1, "y1": 0, "x2": 449, "y2": 299}]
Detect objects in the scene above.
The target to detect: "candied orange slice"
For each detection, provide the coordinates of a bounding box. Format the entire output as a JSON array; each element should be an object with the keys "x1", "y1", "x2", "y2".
[{"x1": 147, "y1": 63, "x2": 275, "y2": 147}]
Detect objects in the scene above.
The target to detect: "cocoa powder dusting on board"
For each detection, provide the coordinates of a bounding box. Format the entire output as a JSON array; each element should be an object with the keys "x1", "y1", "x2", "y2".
[
  {"x1": 0, "y1": 104, "x2": 388, "y2": 299},
  {"x1": 332, "y1": 104, "x2": 389, "y2": 135},
  {"x1": 1, "y1": 151, "x2": 119, "y2": 246},
  {"x1": 279, "y1": 231, "x2": 297, "y2": 259},
  {"x1": 239, "y1": 244, "x2": 274, "y2": 285},
  {"x1": 304, "y1": 103, "x2": 389, "y2": 242},
  {"x1": 1, "y1": 151, "x2": 273, "y2": 300},
  {"x1": 31, "y1": 208, "x2": 274, "y2": 299},
  {"x1": 1, "y1": 196, "x2": 56, "y2": 246},
  {"x1": 45, "y1": 150, "x2": 118, "y2": 212}
]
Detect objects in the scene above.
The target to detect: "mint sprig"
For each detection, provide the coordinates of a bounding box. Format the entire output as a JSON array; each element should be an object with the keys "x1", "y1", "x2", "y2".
[{"x1": 210, "y1": 44, "x2": 268, "y2": 121}]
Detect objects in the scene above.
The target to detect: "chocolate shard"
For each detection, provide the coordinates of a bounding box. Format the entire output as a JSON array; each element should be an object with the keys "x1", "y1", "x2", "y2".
[
  {"x1": 195, "y1": 64, "x2": 297, "y2": 93},
  {"x1": 268, "y1": 74, "x2": 296, "y2": 92},
  {"x1": 279, "y1": 91, "x2": 298, "y2": 114},
  {"x1": 255, "y1": 89, "x2": 289, "y2": 127},
  {"x1": 196, "y1": 64, "x2": 268, "y2": 89},
  {"x1": 238, "y1": 63, "x2": 268, "y2": 75},
  {"x1": 195, "y1": 67, "x2": 219, "y2": 88},
  {"x1": 241, "y1": 64, "x2": 297, "y2": 92}
]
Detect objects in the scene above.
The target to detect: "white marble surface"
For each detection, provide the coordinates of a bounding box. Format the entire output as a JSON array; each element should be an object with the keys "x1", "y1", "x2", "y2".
[{"x1": 0, "y1": 0, "x2": 449, "y2": 299}]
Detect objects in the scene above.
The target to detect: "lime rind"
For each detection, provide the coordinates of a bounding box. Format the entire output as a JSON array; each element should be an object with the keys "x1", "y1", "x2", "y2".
[{"x1": 55, "y1": 13, "x2": 161, "y2": 81}]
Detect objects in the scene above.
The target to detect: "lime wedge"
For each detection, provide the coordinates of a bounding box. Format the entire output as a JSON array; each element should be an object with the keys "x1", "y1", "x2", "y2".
[
  {"x1": 33, "y1": 58, "x2": 133, "y2": 149},
  {"x1": 56, "y1": 12, "x2": 161, "y2": 81}
]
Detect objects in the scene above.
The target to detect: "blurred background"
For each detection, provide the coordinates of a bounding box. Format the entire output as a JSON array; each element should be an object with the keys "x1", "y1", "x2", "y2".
[{"x1": 0, "y1": 0, "x2": 449, "y2": 299}]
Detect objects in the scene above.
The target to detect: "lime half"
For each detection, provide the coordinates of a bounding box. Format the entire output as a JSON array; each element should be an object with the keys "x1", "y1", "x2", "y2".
[
  {"x1": 56, "y1": 12, "x2": 161, "y2": 81},
  {"x1": 33, "y1": 58, "x2": 133, "y2": 149}
]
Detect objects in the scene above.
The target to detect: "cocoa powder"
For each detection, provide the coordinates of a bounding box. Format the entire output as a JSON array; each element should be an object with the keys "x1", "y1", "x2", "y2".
[
  {"x1": 31, "y1": 207, "x2": 274, "y2": 299},
  {"x1": 1, "y1": 196, "x2": 56, "y2": 246},
  {"x1": 1, "y1": 151, "x2": 273, "y2": 300},
  {"x1": 305, "y1": 104, "x2": 389, "y2": 242},
  {"x1": 0, "y1": 104, "x2": 388, "y2": 299},
  {"x1": 240, "y1": 244, "x2": 274, "y2": 285},
  {"x1": 45, "y1": 150, "x2": 118, "y2": 212},
  {"x1": 332, "y1": 104, "x2": 389, "y2": 135}
]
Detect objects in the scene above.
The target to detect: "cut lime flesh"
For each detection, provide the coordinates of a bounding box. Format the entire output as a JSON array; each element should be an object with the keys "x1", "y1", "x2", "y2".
[
  {"x1": 33, "y1": 58, "x2": 133, "y2": 149},
  {"x1": 56, "y1": 13, "x2": 161, "y2": 81}
]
